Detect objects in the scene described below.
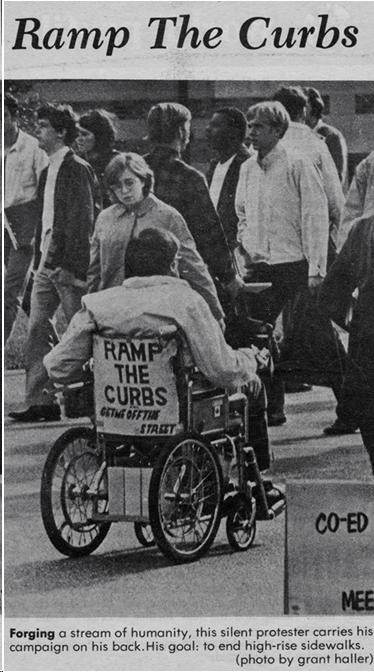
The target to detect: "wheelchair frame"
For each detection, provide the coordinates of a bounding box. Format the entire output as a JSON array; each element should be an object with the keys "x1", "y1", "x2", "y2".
[{"x1": 40, "y1": 328, "x2": 285, "y2": 564}]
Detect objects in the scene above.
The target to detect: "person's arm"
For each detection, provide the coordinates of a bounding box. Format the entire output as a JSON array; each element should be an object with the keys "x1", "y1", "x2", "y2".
[
  {"x1": 319, "y1": 228, "x2": 357, "y2": 328},
  {"x1": 86, "y1": 220, "x2": 102, "y2": 294},
  {"x1": 186, "y1": 170, "x2": 236, "y2": 284},
  {"x1": 319, "y1": 143, "x2": 344, "y2": 244},
  {"x1": 43, "y1": 305, "x2": 95, "y2": 383},
  {"x1": 60, "y1": 162, "x2": 96, "y2": 280},
  {"x1": 296, "y1": 158, "x2": 329, "y2": 283},
  {"x1": 181, "y1": 292, "x2": 258, "y2": 390},
  {"x1": 324, "y1": 132, "x2": 347, "y2": 184},
  {"x1": 235, "y1": 161, "x2": 250, "y2": 250},
  {"x1": 167, "y1": 209, "x2": 225, "y2": 322},
  {"x1": 337, "y1": 158, "x2": 368, "y2": 251}
]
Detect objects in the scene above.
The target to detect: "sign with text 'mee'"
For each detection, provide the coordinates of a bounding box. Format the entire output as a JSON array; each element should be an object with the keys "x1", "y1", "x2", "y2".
[
  {"x1": 286, "y1": 480, "x2": 374, "y2": 615},
  {"x1": 93, "y1": 335, "x2": 180, "y2": 437}
]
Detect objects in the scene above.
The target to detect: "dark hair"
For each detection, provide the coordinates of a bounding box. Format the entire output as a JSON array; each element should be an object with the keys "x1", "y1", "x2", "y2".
[
  {"x1": 214, "y1": 107, "x2": 248, "y2": 142},
  {"x1": 305, "y1": 87, "x2": 324, "y2": 119},
  {"x1": 125, "y1": 228, "x2": 180, "y2": 277},
  {"x1": 4, "y1": 92, "x2": 19, "y2": 117},
  {"x1": 105, "y1": 152, "x2": 154, "y2": 198},
  {"x1": 79, "y1": 108, "x2": 116, "y2": 153},
  {"x1": 147, "y1": 102, "x2": 191, "y2": 144},
  {"x1": 37, "y1": 103, "x2": 78, "y2": 145},
  {"x1": 272, "y1": 86, "x2": 307, "y2": 121}
]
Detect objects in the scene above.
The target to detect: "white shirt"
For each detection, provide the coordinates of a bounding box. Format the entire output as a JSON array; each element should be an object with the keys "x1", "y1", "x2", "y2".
[
  {"x1": 41, "y1": 146, "x2": 69, "y2": 252},
  {"x1": 4, "y1": 129, "x2": 48, "y2": 209},
  {"x1": 281, "y1": 122, "x2": 344, "y2": 235},
  {"x1": 235, "y1": 142, "x2": 329, "y2": 277},
  {"x1": 338, "y1": 150, "x2": 374, "y2": 250},
  {"x1": 209, "y1": 155, "x2": 235, "y2": 208}
]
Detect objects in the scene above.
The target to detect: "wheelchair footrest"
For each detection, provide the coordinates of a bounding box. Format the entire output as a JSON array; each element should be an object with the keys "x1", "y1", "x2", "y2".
[{"x1": 256, "y1": 494, "x2": 286, "y2": 520}]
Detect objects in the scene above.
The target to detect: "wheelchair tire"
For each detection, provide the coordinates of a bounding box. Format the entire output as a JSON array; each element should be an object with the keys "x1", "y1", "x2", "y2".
[
  {"x1": 149, "y1": 434, "x2": 223, "y2": 563},
  {"x1": 40, "y1": 426, "x2": 111, "y2": 557},
  {"x1": 226, "y1": 496, "x2": 256, "y2": 551},
  {"x1": 134, "y1": 522, "x2": 155, "y2": 548}
]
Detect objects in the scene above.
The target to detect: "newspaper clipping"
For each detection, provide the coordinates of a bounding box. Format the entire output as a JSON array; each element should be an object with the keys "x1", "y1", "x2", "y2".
[{"x1": 3, "y1": 1, "x2": 374, "y2": 670}]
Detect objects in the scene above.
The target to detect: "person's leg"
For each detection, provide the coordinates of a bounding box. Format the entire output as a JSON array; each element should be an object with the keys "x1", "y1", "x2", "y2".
[
  {"x1": 25, "y1": 268, "x2": 61, "y2": 407},
  {"x1": 247, "y1": 383, "x2": 272, "y2": 471},
  {"x1": 260, "y1": 261, "x2": 309, "y2": 424},
  {"x1": 55, "y1": 279, "x2": 85, "y2": 325},
  {"x1": 4, "y1": 243, "x2": 33, "y2": 344},
  {"x1": 359, "y1": 422, "x2": 374, "y2": 475},
  {"x1": 324, "y1": 339, "x2": 358, "y2": 435}
]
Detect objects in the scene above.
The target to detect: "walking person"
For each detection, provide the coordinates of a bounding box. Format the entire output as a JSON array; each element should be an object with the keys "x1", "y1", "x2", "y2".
[
  {"x1": 319, "y1": 212, "x2": 374, "y2": 474},
  {"x1": 206, "y1": 107, "x2": 251, "y2": 254},
  {"x1": 235, "y1": 101, "x2": 329, "y2": 426},
  {"x1": 76, "y1": 108, "x2": 119, "y2": 208},
  {"x1": 86, "y1": 152, "x2": 224, "y2": 323},
  {"x1": 144, "y1": 102, "x2": 242, "y2": 302},
  {"x1": 304, "y1": 86, "x2": 348, "y2": 187},
  {"x1": 9, "y1": 103, "x2": 99, "y2": 423},
  {"x1": 4, "y1": 92, "x2": 48, "y2": 344}
]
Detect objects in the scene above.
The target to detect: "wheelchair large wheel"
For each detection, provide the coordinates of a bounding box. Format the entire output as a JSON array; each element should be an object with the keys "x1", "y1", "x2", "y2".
[
  {"x1": 149, "y1": 434, "x2": 223, "y2": 563},
  {"x1": 134, "y1": 522, "x2": 155, "y2": 548},
  {"x1": 41, "y1": 426, "x2": 111, "y2": 557},
  {"x1": 226, "y1": 496, "x2": 256, "y2": 551}
]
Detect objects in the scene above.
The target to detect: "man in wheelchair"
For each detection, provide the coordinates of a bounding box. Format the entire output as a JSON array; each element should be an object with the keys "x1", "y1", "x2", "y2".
[{"x1": 44, "y1": 227, "x2": 282, "y2": 508}]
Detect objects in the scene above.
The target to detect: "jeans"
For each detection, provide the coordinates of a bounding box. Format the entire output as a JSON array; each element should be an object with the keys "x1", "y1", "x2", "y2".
[
  {"x1": 25, "y1": 266, "x2": 85, "y2": 406},
  {"x1": 248, "y1": 260, "x2": 309, "y2": 419},
  {"x1": 4, "y1": 239, "x2": 33, "y2": 344}
]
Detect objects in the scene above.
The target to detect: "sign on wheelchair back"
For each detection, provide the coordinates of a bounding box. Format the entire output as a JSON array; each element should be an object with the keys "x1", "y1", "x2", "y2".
[
  {"x1": 93, "y1": 335, "x2": 180, "y2": 436},
  {"x1": 285, "y1": 480, "x2": 374, "y2": 615}
]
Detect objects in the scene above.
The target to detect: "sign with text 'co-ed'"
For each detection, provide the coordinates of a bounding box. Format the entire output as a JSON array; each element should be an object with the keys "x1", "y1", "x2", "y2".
[
  {"x1": 93, "y1": 335, "x2": 180, "y2": 437},
  {"x1": 286, "y1": 480, "x2": 374, "y2": 615}
]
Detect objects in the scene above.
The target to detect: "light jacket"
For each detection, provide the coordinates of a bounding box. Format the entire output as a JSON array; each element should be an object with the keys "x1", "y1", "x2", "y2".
[
  {"x1": 44, "y1": 275, "x2": 256, "y2": 390},
  {"x1": 87, "y1": 193, "x2": 224, "y2": 321}
]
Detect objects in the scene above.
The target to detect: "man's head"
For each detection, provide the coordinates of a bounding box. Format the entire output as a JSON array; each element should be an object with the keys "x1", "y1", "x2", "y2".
[
  {"x1": 147, "y1": 102, "x2": 191, "y2": 151},
  {"x1": 304, "y1": 87, "x2": 325, "y2": 129},
  {"x1": 36, "y1": 103, "x2": 78, "y2": 154},
  {"x1": 272, "y1": 86, "x2": 307, "y2": 123},
  {"x1": 125, "y1": 228, "x2": 180, "y2": 278},
  {"x1": 206, "y1": 107, "x2": 247, "y2": 154},
  {"x1": 4, "y1": 93, "x2": 19, "y2": 141},
  {"x1": 247, "y1": 101, "x2": 289, "y2": 158}
]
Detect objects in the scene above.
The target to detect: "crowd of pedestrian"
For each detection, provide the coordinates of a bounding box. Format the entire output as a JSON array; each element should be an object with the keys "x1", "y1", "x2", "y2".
[{"x1": 4, "y1": 84, "x2": 374, "y2": 476}]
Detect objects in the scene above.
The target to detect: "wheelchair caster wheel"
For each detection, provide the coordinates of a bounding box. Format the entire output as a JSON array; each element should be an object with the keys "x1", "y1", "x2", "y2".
[
  {"x1": 226, "y1": 497, "x2": 256, "y2": 551},
  {"x1": 134, "y1": 522, "x2": 155, "y2": 548}
]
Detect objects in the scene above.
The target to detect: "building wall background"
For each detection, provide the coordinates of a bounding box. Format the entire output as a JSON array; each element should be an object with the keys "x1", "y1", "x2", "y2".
[{"x1": 7, "y1": 79, "x2": 374, "y2": 177}]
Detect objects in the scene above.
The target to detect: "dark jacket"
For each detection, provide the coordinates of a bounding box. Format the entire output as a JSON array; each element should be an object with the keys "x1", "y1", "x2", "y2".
[
  {"x1": 35, "y1": 150, "x2": 99, "y2": 281},
  {"x1": 319, "y1": 214, "x2": 374, "y2": 424},
  {"x1": 206, "y1": 144, "x2": 252, "y2": 251},
  {"x1": 144, "y1": 146, "x2": 235, "y2": 284},
  {"x1": 316, "y1": 122, "x2": 348, "y2": 187}
]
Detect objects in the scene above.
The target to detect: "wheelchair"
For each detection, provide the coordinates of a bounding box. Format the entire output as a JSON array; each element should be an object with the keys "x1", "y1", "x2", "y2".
[{"x1": 40, "y1": 325, "x2": 285, "y2": 564}]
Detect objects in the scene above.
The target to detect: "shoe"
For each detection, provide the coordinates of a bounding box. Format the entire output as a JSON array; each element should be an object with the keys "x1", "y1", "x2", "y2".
[
  {"x1": 8, "y1": 404, "x2": 61, "y2": 423},
  {"x1": 285, "y1": 382, "x2": 312, "y2": 393},
  {"x1": 267, "y1": 413, "x2": 287, "y2": 427},
  {"x1": 265, "y1": 487, "x2": 285, "y2": 508},
  {"x1": 323, "y1": 420, "x2": 358, "y2": 436}
]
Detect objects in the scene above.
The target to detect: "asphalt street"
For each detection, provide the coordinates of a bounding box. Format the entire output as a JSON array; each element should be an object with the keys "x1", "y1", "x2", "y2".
[{"x1": 4, "y1": 372, "x2": 372, "y2": 618}]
